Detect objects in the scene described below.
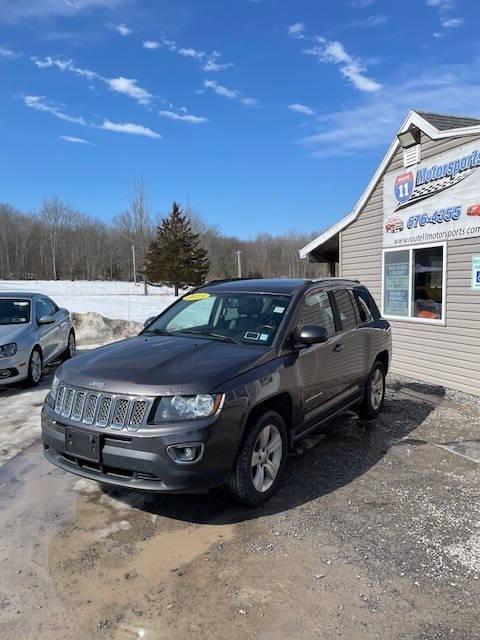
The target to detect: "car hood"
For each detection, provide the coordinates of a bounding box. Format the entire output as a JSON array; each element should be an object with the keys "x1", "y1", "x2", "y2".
[
  {"x1": 59, "y1": 334, "x2": 273, "y2": 395},
  {"x1": 0, "y1": 324, "x2": 31, "y2": 346}
]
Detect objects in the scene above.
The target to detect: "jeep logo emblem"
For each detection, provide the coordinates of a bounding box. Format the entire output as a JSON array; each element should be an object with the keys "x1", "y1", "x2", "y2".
[{"x1": 89, "y1": 380, "x2": 105, "y2": 389}]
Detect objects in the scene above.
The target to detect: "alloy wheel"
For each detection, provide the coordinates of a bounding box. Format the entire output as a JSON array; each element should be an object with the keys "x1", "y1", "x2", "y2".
[
  {"x1": 31, "y1": 351, "x2": 42, "y2": 383},
  {"x1": 251, "y1": 424, "x2": 283, "y2": 493},
  {"x1": 370, "y1": 368, "x2": 384, "y2": 410}
]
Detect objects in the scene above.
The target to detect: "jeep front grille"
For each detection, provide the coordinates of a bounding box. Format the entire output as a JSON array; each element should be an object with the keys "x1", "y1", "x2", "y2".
[{"x1": 54, "y1": 384, "x2": 151, "y2": 431}]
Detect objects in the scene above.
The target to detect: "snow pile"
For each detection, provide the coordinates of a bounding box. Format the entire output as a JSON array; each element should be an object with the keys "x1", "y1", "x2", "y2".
[
  {"x1": 72, "y1": 312, "x2": 142, "y2": 345},
  {"x1": 0, "y1": 280, "x2": 181, "y2": 323}
]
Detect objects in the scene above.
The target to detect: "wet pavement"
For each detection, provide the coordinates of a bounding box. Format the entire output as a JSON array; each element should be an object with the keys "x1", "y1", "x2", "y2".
[{"x1": 0, "y1": 377, "x2": 480, "y2": 639}]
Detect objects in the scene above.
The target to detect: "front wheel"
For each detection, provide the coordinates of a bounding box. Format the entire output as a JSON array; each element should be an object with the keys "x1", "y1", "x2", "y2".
[
  {"x1": 359, "y1": 361, "x2": 386, "y2": 420},
  {"x1": 225, "y1": 411, "x2": 287, "y2": 506},
  {"x1": 25, "y1": 348, "x2": 43, "y2": 387}
]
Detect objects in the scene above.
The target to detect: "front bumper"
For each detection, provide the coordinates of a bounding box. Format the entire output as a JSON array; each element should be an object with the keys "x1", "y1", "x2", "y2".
[
  {"x1": 41, "y1": 400, "x2": 242, "y2": 493},
  {"x1": 0, "y1": 351, "x2": 28, "y2": 385}
]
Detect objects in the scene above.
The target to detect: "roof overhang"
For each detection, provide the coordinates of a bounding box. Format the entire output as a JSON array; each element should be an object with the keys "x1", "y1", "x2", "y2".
[{"x1": 300, "y1": 110, "x2": 480, "y2": 260}]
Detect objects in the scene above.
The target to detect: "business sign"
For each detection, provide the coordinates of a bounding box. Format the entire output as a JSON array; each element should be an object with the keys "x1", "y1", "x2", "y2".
[
  {"x1": 383, "y1": 141, "x2": 480, "y2": 247},
  {"x1": 384, "y1": 260, "x2": 409, "y2": 316},
  {"x1": 473, "y1": 256, "x2": 480, "y2": 290}
]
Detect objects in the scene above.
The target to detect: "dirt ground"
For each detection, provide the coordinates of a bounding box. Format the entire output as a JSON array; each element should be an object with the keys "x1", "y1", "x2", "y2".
[{"x1": 1, "y1": 372, "x2": 479, "y2": 640}]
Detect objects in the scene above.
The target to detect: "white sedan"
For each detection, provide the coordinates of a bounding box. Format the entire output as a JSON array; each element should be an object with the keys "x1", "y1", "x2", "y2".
[{"x1": 0, "y1": 292, "x2": 75, "y2": 386}]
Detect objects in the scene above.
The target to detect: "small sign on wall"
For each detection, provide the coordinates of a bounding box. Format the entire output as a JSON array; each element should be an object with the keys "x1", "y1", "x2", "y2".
[{"x1": 472, "y1": 256, "x2": 480, "y2": 290}]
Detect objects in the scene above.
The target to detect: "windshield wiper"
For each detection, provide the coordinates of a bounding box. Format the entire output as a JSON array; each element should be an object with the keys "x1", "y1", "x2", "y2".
[
  {"x1": 177, "y1": 329, "x2": 240, "y2": 344},
  {"x1": 143, "y1": 329, "x2": 172, "y2": 336}
]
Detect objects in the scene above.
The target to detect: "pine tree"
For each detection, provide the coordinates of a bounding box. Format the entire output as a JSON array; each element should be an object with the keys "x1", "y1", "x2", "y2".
[{"x1": 144, "y1": 202, "x2": 209, "y2": 296}]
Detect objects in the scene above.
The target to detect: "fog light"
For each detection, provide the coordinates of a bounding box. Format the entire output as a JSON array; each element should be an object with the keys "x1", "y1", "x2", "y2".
[
  {"x1": 0, "y1": 369, "x2": 11, "y2": 379},
  {"x1": 166, "y1": 443, "x2": 203, "y2": 464}
]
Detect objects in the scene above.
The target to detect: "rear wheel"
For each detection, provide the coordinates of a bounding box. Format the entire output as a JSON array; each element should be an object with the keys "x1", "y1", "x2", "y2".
[
  {"x1": 25, "y1": 348, "x2": 43, "y2": 387},
  {"x1": 61, "y1": 330, "x2": 76, "y2": 361},
  {"x1": 226, "y1": 411, "x2": 287, "y2": 506},
  {"x1": 359, "y1": 361, "x2": 386, "y2": 419}
]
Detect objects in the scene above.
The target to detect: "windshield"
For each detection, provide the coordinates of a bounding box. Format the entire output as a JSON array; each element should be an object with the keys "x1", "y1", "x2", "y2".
[
  {"x1": 144, "y1": 291, "x2": 291, "y2": 346},
  {"x1": 0, "y1": 299, "x2": 31, "y2": 325}
]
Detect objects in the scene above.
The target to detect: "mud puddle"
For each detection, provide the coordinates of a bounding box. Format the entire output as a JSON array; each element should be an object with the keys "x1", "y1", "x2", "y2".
[{"x1": 0, "y1": 444, "x2": 234, "y2": 640}]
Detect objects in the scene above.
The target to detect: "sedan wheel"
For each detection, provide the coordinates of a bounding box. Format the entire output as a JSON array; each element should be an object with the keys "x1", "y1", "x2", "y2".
[{"x1": 25, "y1": 348, "x2": 43, "y2": 387}]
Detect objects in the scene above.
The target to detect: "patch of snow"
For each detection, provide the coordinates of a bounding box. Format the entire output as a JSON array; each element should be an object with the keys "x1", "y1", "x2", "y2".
[
  {"x1": 94, "y1": 520, "x2": 132, "y2": 539},
  {"x1": 0, "y1": 280, "x2": 182, "y2": 323}
]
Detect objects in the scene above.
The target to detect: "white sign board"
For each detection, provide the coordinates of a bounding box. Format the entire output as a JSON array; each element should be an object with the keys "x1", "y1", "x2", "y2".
[
  {"x1": 383, "y1": 141, "x2": 480, "y2": 247},
  {"x1": 473, "y1": 256, "x2": 480, "y2": 290}
]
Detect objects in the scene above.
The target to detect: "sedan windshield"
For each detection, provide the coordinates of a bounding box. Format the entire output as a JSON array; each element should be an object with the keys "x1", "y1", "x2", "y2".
[
  {"x1": 0, "y1": 299, "x2": 31, "y2": 325},
  {"x1": 144, "y1": 292, "x2": 291, "y2": 346}
]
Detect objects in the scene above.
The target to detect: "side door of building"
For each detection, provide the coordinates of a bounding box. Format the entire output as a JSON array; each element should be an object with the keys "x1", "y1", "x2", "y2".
[
  {"x1": 329, "y1": 288, "x2": 370, "y2": 395},
  {"x1": 34, "y1": 297, "x2": 60, "y2": 363},
  {"x1": 293, "y1": 289, "x2": 341, "y2": 430}
]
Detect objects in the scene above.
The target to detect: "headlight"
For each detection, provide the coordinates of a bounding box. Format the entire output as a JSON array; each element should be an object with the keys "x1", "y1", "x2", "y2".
[
  {"x1": 153, "y1": 394, "x2": 224, "y2": 422},
  {"x1": 51, "y1": 374, "x2": 60, "y2": 401},
  {"x1": 0, "y1": 343, "x2": 17, "y2": 358}
]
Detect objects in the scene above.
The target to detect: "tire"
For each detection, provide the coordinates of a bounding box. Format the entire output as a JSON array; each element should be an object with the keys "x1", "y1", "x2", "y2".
[
  {"x1": 60, "y1": 330, "x2": 76, "y2": 361},
  {"x1": 25, "y1": 347, "x2": 43, "y2": 387},
  {"x1": 359, "y1": 360, "x2": 386, "y2": 420},
  {"x1": 226, "y1": 410, "x2": 288, "y2": 506}
]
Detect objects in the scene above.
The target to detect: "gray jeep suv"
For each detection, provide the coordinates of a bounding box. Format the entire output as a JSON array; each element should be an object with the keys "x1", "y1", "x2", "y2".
[{"x1": 42, "y1": 278, "x2": 391, "y2": 506}]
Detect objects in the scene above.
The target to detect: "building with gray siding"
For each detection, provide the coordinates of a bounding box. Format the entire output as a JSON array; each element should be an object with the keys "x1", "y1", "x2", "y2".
[{"x1": 300, "y1": 110, "x2": 480, "y2": 396}]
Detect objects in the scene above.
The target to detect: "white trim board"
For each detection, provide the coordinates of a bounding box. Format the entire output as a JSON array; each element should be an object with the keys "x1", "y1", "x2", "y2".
[{"x1": 300, "y1": 110, "x2": 480, "y2": 259}]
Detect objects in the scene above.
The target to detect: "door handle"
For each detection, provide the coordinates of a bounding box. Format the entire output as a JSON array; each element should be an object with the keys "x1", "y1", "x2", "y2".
[{"x1": 333, "y1": 343, "x2": 344, "y2": 352}]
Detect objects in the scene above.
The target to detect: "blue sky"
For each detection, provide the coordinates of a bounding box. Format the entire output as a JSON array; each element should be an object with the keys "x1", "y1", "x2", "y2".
[{"x1": 1, "y1": 0, "x2": 479, "y2": 237}]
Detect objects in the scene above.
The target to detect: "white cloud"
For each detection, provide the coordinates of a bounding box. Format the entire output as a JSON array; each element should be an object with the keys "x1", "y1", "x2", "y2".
[
  {"x1": 288, "y1": 23, "x2": 305, "y2": 39},
  {"x1": 100, "y1": 119, "x2": 161, "y2": 138},
  {"x1": 60, "y1": 135, "x2": 92, "y2": 144},
  {"x1": 178, "y1": 47, "x2": 205, "y2": 59},
  {"x1": 303, "y1": 40, "x2": 382, "y2": 93},
  {"x1": 298, "y1": 63, "x2": 480, "y2": 157},
  {"x1": 203, "y1": 79, "x2": 258, "y2": 107},
  {"x1": 441, "y1": 17, "x2": 463, "y2": 27},
  {"x1": 22, "y1": 95, "x2": 87, "y2": 125},
  {"x1": 106, "y1": 76, "x2": 152, "y2": 105},
  {"x1": 0, "y1": 0, "x2": 131, "y2": 22},
  {"x1": 158, "y1": 110, "x2": 208, "y2": 124},
  {"x1": 202, "y1": 51, "x2": 233, "y2": 72},
  {"x1": 289, "y1": 103, "x2": 315, "y2": 115},
  {"x1": 32, "y1": 56, "x2": 153, "y2": 105},
  {"x1": 143, "y1": 40, "x2": 160, "y2": 49},
  {"x1": 350, "y1": 14, "x2": 389, "y2": 28},
  {"x1": 113, "y1": 23, "x2": 131, "y2": 36},
  {"x1": 0, "y1": 46, "x2": 19, "y2": 58}
]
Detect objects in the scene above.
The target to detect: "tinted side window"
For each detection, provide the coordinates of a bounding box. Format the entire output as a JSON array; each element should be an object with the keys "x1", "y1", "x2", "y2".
[
  {"x1": 333, "y1": 289, "x2": 357, "y2": 331},
  {"x1": 297, "y1": 290, "x2": 336, "y2": 337},
  {"x1": 355, "y1": 287, "x2": 380, "y2": 320}
]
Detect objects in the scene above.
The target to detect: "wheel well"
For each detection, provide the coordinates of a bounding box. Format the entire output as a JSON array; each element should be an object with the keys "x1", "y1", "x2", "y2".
[
  {"x1": 246, "y1": 393, "x2": 294, "y2": 443},
  {"x1": 32, "y1": 344, "x2": 42, "y2": 357},
  {"x1": 376, "y1": 350, "x2": 389, "y2": 373}
]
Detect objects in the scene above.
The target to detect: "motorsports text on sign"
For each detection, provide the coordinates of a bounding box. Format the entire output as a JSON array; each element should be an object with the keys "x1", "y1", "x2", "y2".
[
  {"x1": 383, "y1": 141, "x2": 480, "y2": 247},
  {"x1": 473, "y1": 256, "x2": 480, "y2": 290}
]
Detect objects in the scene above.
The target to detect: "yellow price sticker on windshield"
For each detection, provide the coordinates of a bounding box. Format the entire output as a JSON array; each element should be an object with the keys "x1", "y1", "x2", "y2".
[{"x1": 183, "y1": 292, "x2": 210, "y2": 301}]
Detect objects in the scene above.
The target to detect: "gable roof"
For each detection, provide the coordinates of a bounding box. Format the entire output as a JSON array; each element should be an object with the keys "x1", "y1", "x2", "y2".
[
  {"x1": 416, "y1": 110, "x2": 480, "y2": 131},
  {"x1": 300, "y1": 109, "x2": 480, "y2": 259}
]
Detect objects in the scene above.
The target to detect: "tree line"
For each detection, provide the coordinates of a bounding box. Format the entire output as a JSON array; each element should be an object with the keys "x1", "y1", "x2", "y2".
[{"x1": 0, "y1": 182, "x2": 327, "y2": 283}]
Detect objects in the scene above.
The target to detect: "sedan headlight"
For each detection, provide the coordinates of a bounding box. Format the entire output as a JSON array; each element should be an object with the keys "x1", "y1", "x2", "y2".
[
  {"x1": 0, "y1": 343, "x2": 17, "y2": 358},
  {"x1": 153, "y1": 394, "x2": 224, "y2": 423}
]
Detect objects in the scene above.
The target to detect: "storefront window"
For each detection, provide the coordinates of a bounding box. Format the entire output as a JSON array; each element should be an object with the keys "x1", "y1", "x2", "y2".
[
  {"x1": 384, "y1": 250, "x2": 409, "y2": 317},
  {"x1": 413, "y1": 246, "x2": 443, "y2": 320},
  {"x1": 382, "y1": 244, "x2": 445, "y2": 322}
]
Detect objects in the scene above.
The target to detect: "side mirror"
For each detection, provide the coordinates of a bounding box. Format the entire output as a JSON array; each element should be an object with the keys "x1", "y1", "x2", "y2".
[
  {"x1": 298, "y1": 325, "x2": 329, "y2": 346},
  {"x1": 38, "y1": 315, "x2": 55, "y2": 325},
  {"x1": 144, "y1": 316, "x2": 156, "y2": 328}
]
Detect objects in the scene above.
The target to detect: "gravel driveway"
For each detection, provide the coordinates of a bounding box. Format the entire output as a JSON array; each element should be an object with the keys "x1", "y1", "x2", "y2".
[{"x1": 0, "y1": 373, "x2": 479, "y2": 640}]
